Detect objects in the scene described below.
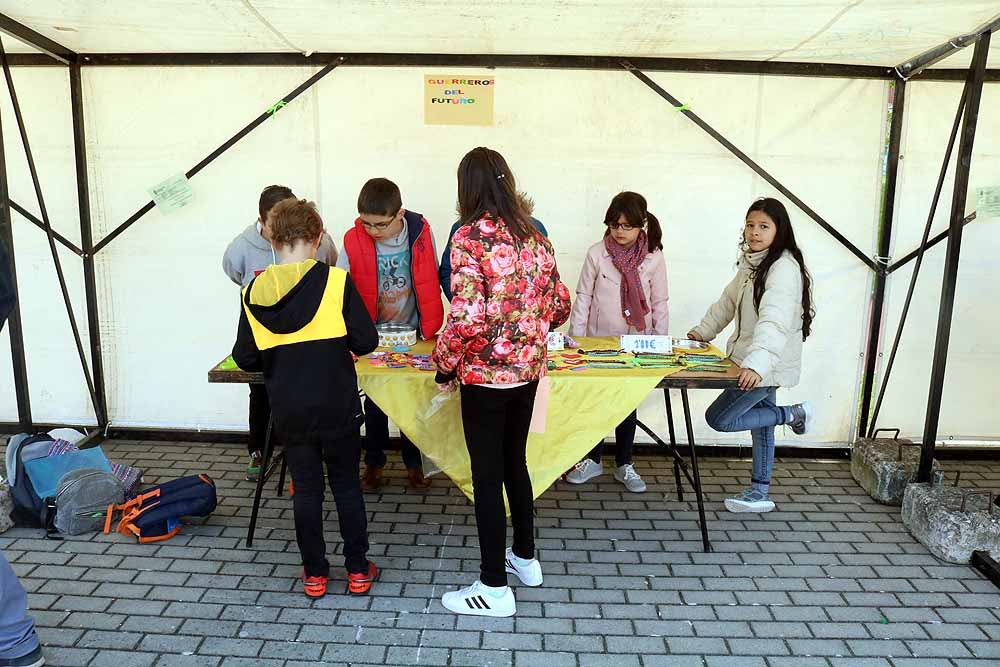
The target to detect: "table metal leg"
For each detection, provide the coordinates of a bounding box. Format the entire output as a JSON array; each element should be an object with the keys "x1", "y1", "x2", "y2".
[
  {"x1": 246, "y1": 416, "x2": 273, "y2": 548},
  {"x1": 276, "y1": 453, "x2": 287, "y2": 497},
  {"x1": 680, "y1": 388, "x2": 712, "y2": 552},
  {"x1": 662, "y1": 388, "x2": 683, "y2": 501}
]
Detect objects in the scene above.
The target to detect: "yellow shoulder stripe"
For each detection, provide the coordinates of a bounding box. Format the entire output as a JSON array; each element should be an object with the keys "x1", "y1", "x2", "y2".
[{"x1": 244, "y1": 267, "x2": 347, "y2": 351}]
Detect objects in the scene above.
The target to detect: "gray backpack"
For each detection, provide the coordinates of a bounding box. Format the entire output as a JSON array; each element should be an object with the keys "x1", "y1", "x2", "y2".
[{"x1": 53, "y1": 468, "x2": 124, "y2": 535}]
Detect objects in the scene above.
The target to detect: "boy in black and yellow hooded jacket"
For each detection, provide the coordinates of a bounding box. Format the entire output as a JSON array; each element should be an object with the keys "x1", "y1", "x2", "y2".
[{"x1": 232, "y1": 198, "x2": 379, "y2": 598}]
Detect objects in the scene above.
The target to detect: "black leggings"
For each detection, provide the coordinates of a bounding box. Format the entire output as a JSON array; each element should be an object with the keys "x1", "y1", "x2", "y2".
[{"x1": 460, "y1": 382, "x2": 538, "y2": 587}]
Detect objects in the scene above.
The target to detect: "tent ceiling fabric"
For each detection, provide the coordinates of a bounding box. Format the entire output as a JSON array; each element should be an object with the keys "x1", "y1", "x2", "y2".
[{"x1": 1, "y1": 1, "x2": 998, "y2": 69}]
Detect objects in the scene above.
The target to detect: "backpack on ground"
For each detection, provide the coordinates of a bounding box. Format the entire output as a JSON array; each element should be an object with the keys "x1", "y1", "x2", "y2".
[
  {"x1": 5, "y1": 433, "x2": 141, "y2": 534},
  {"x1": 105, "y1": 474, "x2": 217, "y2": 543},
  {"x1": 53, "y1": 468, "x2": 124, "y2": 536}
]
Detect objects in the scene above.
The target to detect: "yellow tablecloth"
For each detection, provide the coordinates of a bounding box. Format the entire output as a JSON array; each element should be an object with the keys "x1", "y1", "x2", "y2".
[{"x1": 357, "y1": 336, "x2": 723, "y2": 501}]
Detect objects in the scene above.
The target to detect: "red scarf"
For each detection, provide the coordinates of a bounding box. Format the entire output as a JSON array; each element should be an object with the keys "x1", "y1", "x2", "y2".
[{"x1": 605, "y1": 232, "x2": 650, "y2": 330}]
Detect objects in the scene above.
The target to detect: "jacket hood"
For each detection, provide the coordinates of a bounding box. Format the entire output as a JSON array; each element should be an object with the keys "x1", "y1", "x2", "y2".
[
  {"x1": 240, "y1": 223, "x2": 273, "y2": 251},
  {"x1": 244, "y1": 259, "x2": 326, "y2": 335}
]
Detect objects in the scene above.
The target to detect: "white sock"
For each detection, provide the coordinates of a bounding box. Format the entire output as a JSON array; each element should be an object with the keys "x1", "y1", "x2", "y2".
[
  {"x1": 480, "y1": 582, "x2": 509, "y2": 597},
  {"x1": 510, "y1": 552, "x2": 534, "y2": 566}
]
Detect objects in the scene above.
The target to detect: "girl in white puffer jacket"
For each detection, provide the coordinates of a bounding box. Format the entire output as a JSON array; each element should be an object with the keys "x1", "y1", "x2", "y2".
[{"x1": 687, "y1": 198, "x2": 815, "y2": 514}]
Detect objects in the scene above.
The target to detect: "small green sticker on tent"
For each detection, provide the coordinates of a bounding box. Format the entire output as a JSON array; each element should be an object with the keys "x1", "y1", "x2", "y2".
[
  {"x1": 674, "y1": 104, "x2": 690, "y2": 111},
  {"x1": 267, "y1": 100, "x2": 287, "y2": 115}
]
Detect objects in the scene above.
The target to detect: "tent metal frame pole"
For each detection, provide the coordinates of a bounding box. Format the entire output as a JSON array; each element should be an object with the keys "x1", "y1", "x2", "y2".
[
  {"x1": 70, "y1": 61, "x2": 108, "y2": 428},
  {"x1": 0, "y1": 51, "x2": 995, "y2": 82},
  {"x1": 888, "y1": 212, "x2": 976, "y2": 274},
  {"x1": 623, "y1": 61, "x2": 878, "y2": 273},
  {"x1": 0, "y1": 36, "x2": 101, "y2": 419},
  {"x1": 895, "y1": 12, "x2": 1000, "y2": 78},
  {"x1": 857, "y1": 79, "x2": 906, "y2": 439},
  {"x1": 0, "y1": 13, "x2": 76, "y2": 65},
  {"x1": 8, "y1": 199, "x2": 85, "y2": 256},
  {"x1": 91, "y1": 58, "x2": 343, "y2": 254},
  {"x1": 919, "y1": 30, "x2": 991, "y2": 482},
  {"x1": 0, "y1": 96, "x2": 31, "y2": 429},
  {"x1": 866, "y1": 80, "x2": 970, "y2": 438}
]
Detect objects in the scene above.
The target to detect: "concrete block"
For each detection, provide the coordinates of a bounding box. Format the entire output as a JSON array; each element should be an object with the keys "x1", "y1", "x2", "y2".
[
  {"x1": 901, "y1": 483, "x2": 1000, "y2": 564},
  {"x1": 851, "y1": 436, "x2": 943, "y2": 505}
]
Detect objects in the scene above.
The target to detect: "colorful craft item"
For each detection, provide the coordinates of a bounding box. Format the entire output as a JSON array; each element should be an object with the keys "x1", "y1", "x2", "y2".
[
  {"x1": 578, "y1": 348, "x2": 624, "y2": 357},
  {"x1": 366, "y1": 351, "x2": 435, "y2": 371}
]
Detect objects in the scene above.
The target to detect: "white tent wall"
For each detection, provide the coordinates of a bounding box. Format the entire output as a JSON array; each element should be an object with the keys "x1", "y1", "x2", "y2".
[
  {"x1": 0, "y1": 65, "x2": 94, "y2": 425},
  {"x1": 874, "y1": 81, "x2": 1000, "y2": 442},
  {"x1": 1, "y1": 64, "x2": 882, "y2": 442}
]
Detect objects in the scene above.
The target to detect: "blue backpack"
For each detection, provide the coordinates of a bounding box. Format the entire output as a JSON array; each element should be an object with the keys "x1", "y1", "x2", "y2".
[
  {"x1": 7, "y1": 434, "x2": 115, "y2": 531},
  {"x1": 105, "y1": 475, "x2": 217, "y2": 543}
]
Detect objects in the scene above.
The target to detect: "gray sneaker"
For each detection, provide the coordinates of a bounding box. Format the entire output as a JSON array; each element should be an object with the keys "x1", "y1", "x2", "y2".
[
  {"x1": 566, "y1": 459, "x2": 603, "y2": 484},
  {"x1": 613, "y1": 464, "x2": 647, "y2": 493},
  {"x1": 788, "y1": 402, "x2": 814, "y2": 436},
  {"x1": 724, "y1": 488, "x2": 775, "y2": 513}
]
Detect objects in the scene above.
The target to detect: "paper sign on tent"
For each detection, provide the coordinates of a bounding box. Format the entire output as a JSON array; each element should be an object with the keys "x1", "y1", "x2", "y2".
[
  {"x1": 148, "y1": 173, "x2": 195, "y2": 214},
  {"x1": 424, "y1": 74, "x2": 494, "y2": 126},
  {"x1": 976, "y1": 186, "x2": 1000, "y2": 222}
]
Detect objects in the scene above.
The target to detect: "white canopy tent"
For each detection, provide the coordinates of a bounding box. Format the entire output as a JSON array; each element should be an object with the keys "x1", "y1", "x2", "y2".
[{"x1": 0, "y1": 2, "x2": 997, "y2": 454}]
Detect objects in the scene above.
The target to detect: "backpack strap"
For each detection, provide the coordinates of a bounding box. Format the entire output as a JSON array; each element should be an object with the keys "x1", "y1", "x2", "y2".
[{"x1": 41, "y1": 497, "x2": 62, "y2": 541}]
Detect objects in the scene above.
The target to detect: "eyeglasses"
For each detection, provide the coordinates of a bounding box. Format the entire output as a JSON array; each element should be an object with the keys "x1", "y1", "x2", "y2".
[
  {"x1": 606, "y1": 221, "x2": 644, "y2": 231},
  {"x1": 361, "y1": 213, "x2": 398, "y2": 231}
]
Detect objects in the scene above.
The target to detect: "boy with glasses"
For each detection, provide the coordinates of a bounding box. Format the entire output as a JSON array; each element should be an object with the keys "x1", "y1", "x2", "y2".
[{"x1": 337, "y1": 178, "x2": 443, "y2": 490}]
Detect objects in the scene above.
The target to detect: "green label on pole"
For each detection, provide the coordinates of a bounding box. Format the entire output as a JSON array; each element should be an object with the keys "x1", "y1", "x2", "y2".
[{"x1": 148, "y1": 173, "x2": 195, "y2": 214}]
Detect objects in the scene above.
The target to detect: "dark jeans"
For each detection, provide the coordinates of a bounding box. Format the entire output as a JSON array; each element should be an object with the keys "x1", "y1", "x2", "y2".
[
  {"x1": 283, "y1": 432, "x2": 369, "y2": 577},
  {"x1": 363, "y1": 396, "x2": 422, "y2": 470},
  {"x1": 248, "y1": 383, "x2": 282, "y2": 456},
  {"x1": 460, "y1": 382, "x2": 538, "y2": 587},
  {"x1": 588, "y1": 410, "x2": 638, "y2": 467}
]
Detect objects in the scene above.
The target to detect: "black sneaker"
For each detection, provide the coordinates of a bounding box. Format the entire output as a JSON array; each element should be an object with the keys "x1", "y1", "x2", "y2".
[
  {"x1": 788, "y1": 402, "x2": 814, "y2": 436},
  {"x1": 0, "y1": 645, "x2": 45, "y2": 667}
]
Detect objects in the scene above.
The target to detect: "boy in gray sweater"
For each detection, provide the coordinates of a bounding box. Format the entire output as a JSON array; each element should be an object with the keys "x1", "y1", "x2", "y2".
[{"x1": 223, "y1": 185, "x2": 339, "y2": 480}]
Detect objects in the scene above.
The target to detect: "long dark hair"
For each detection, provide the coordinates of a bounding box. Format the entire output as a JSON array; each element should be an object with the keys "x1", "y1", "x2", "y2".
[
  {"x1": 603, "y1": 191, "x2": 663, "y2": 252},
  {"x1": 745, "y1": 198, "x2": 815, "y2": 341},
  {"x1": 457, "y1": 147, "x2": 534, "y2": 240}
]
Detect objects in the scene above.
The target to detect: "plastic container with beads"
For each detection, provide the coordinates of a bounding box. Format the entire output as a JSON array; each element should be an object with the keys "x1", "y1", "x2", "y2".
[{"x1": 376, "y1": 323, "x2": 417, "y2": 349}]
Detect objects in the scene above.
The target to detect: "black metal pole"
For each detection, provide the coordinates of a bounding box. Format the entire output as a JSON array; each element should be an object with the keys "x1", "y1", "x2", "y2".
[
  {"x1": 866, "y1": 80, "x2": 970, "y2": 438},
  {"x1": 888, "y1": 212, "x2": 976, "y2": 274},
  {"x1": 70, "y1": 62, "x2": 108, "y2": 428},
  {"x1": 0, "y1": 37, "x2": 101, "y2": 418},
  {"x1": 0, "y1": 106, "x2": 30, "y2": 429},
  {"x1": 624, "y1": 62, "x2": 878, "y2": 273},
  {"x1": 918, "y1": 31, "x2": 991, "y2": 482},
  {"x1": 857, "y1": 79, "x2": 906, "y2": 439},
  {"x1": 8, "y1": 200, "x2": 84, "y2": 256},
  {"x1": 92, "y1": 58, "x2": 343, "y2": 254}
]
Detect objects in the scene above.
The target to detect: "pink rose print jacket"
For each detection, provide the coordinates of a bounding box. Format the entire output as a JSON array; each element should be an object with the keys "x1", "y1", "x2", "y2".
[{"x1": 432, "y1": 213, "x2": 572, "y2": 385}]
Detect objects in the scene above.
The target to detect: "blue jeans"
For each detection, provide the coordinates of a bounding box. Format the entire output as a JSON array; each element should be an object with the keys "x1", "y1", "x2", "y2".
[
  {"x1": 0, "y1": 550, "x2": 39, "y2": 661},
  {"x1": 705, "y1": 388, "x2": 789, "y2": 494}
]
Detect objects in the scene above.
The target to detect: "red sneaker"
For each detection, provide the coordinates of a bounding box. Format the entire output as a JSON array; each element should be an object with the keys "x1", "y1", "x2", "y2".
[
  {"x1": 347, "y1": 561, "x2": 378, "y2": 596},
  {"x1": 302, "y1": 570, "x2": 328, "y2": 598}
]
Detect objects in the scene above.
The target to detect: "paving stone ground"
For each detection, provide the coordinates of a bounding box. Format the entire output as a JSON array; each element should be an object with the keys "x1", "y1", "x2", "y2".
[{"x1": 2, "y1": 439, "x2": 999, "y2": 667}]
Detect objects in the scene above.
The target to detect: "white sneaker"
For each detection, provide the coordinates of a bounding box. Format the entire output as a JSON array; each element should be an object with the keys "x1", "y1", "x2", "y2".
[
  {"x1": 565, "y1": 459, "x2": 603, "y2": 484},
  {"x1": 441, "y1": 580, "x2": 516, "y2": 617},
  {"x1": 505, "y1": 547, "x2": 543, "y2": 586},
  {"x1": 614, "y1": 463, "x2": 647, "y2": 493},
  {"x1": 724, "y1": 489, "x2": 775, "y2": 514}
]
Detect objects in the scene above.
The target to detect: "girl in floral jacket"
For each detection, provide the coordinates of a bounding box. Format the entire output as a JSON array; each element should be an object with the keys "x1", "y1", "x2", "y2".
[{"x1": 433, "y1": 147, "x2": 571, "y2": 617}]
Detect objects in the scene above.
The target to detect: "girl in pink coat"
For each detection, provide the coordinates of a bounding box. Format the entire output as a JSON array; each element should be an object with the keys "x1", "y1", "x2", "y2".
[{"x1": 566, "y1": 191, "x2": 669, "y2": 493}]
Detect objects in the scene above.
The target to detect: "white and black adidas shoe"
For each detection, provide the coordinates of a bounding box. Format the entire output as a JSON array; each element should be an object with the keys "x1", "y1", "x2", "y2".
[
  {"x1": 441, "y1": 580, "x2": 516, "y2": 617},
  {"x1": 505, "y1": 547, "x2": 543, "y2": 586}
]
